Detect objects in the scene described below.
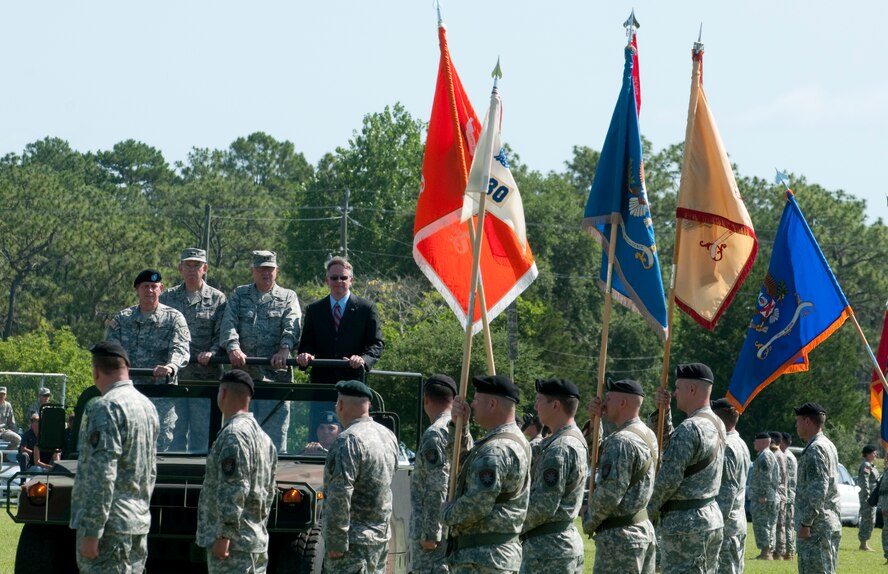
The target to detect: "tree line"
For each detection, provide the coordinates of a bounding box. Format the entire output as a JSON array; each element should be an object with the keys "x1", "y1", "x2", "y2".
[{"x1": 1, "y1": 102, "x2": 886, "y2": 468}]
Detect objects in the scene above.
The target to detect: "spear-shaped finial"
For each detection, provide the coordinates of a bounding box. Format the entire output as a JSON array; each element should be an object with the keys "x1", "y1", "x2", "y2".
[
  {"x1": 492, "y1": 56, "x2": 502, "y2": 88},
  {"x1": 694, "y1": 22, "x2": 704, "y2": 54},
  {"x1": 775, "y1": 169, "x2": 791, "y2": 190},
  {"x1": 624, "y1": 8, "x2": 640, "y2": 41}
]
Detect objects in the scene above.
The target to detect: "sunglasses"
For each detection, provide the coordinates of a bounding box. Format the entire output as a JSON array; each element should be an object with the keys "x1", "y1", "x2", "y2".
[{"x1": 327, "y1": 275, "x2": 351, "y2": 281}]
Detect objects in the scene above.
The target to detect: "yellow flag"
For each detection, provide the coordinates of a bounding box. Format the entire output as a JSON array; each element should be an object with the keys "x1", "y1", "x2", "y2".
[{"x1": 674, "y1": 47, "x2": 758, "y2": 329}]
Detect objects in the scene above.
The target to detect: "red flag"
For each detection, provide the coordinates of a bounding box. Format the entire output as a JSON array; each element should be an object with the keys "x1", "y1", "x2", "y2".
[
  {"x1": 413, "y1": 25, "x2": 537, "y2": 332},
  {"x1": 870, "y1": 304, "x2": 888, "y2": 420}
]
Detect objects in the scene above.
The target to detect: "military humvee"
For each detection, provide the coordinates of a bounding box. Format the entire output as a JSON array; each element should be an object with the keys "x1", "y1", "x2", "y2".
[{"x1": 6, "y1": 361, "x2": 422, "y2": 573}]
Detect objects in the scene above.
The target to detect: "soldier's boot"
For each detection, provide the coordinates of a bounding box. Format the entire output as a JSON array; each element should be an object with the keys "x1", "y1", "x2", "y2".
[
  {"x1": 755, "y1": 548, "x2": 772, "y2": 560},
  {"x1": 860, "y1": 541, "x2": 874, "y2": 551}
]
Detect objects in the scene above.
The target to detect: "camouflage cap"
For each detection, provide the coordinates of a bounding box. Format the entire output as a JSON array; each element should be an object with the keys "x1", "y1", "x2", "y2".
[
  {"x1": 0, "y1": 387, "x2": 6, "y2": 394},
  {"x1": 180, "y1": 247, "x2": 207, "y2": 263},
  {"x1": 38, "y1": 387, "x2": 51, "y2": 396},
  {"x1": 133, "y1": 269, "x2": 162, "y2": 287},
  {"x1": 251, "y1": 250, "x2": 277, "y2": 268}
]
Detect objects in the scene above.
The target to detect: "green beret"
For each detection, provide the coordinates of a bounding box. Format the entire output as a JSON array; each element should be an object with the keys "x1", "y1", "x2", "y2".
[{"x1": 336, "y1": 379, "x2": 373, "y2": 400}]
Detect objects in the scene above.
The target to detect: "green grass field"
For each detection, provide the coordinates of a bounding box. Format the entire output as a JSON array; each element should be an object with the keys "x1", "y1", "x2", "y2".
[{"x1": 0, "y1": 511, "x2": 883, "y2": 572}]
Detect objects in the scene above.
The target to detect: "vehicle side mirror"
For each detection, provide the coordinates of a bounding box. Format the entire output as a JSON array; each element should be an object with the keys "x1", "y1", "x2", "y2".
[{"x1": 38, "y1": 404, "x2": 67, "y2": 452}]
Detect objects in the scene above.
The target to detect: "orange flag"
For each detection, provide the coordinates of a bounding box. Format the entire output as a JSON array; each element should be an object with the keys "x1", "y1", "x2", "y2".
[
  {"x1": 674, "y1": 46, "x2": 757, "y2": 329},
  {"x1": 413, "y1": 24, "x2": 537, "y2": 333},
  {"x1": 870, "y1": 302, "x2": 888, "y2": 420}
]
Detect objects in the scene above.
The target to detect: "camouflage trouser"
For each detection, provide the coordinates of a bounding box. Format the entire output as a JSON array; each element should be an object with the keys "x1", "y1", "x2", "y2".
[
  {"x1": 410, "y1": 540, "x2": 448, "y2": 573},
  {"x1": 0, "y1": 428, "x2": 21, "y2": 449},
  {"x1": 859, "y1": 500, "x2": 877, "y2": 542},
  {"x1": 882, "y1": 512, "x2": 888, "y2": 559},
  {"x1": 750, "y1": 500, "x2": 777, "y2": 550},
  {"x1": 797, "y1": 529, "x2": 840, "y2": 574},
  {"x1": 659, "y1": 528, "x2": 722, "y2": 574},
  {"x1": 774, "y1": 500, "x2": 787, "y2": 554},
  {"x1": 205, "y1": 548, "x2": 267, "y2": 573},
  {"x1": 593, "y1": 540, "x2": 654, "y2": 574},
  {"x1": 153, "y1": 398, "x2": 177, "y2": 452},
  {"x1": 521, "y1": 555, "x2": 583, "y2": 574},
  {"x1": 450, "y1": 567, "x2": 517, "y2": 574},
  {"x1": 324, "y1": 542, "x2": 388, "y2": 574},
  {"x1": 251, "y1": 400, "x2": 289, "y2": 453},
  {"x1": 169, "y1": 398, "x2": 211, "y2": 452},
  {"x1": 715, "y1": 531, "x2": 745, "y2": 574},
  {"x1": 784, "y1": 502, "x2": 796, "y2": 553},
  {"x1": 75, "y1": 531, "x2": 147, "y2": 574}
]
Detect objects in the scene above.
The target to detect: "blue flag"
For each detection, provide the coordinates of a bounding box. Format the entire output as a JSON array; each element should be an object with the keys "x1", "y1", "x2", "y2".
[
  {"x1": 728, "y1": 192, "x2": 852, "y2": 412},
  {"x1": 582, "y1": 45, "x2": 667, "y2": 337}
]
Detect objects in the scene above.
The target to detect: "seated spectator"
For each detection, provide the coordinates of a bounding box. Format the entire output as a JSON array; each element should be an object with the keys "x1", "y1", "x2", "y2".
[
  {"x1": 18, "y1": 414, "x2": 59, "y2": 473},
  {"x1": 0, "y1": 386, "x2": 20, "y2": 450},
  {"x1": 25, "y1": 387, "x2": 52, "y2": 421},
  {"x1": 301, "y1": 411, "x2": 341, "y2": 455}
]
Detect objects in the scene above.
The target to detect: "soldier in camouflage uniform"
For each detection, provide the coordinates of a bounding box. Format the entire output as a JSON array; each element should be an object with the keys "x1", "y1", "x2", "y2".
[
  {"x1": 780, "y1": 432, "x2": 798, "y2": 560},
  {"x1": 770, "y1": 431, "x2": 789, "y2": 558},
  {"x1": 443, "y1": 375, "x2": 530, "y2": 574},
  {"x1": 0, "y1": 386, "x2": 20, "y2": 449},
  {"x1": 323, "y1": 380, "x2": 399, "y2": 574},
  {"x1": 878, "y1": 451, "x2": 888, "y2": 564},
  {"x1": 197, "y1": 370, "x2": 277, "y2": 573},
  {"x1": 793, "y1": 402, "x2": 842, "y2": 574},
  {"x1": 521, "y1": 378, "x2": 587, "y2": 574},
  {"x1": 583, "y1": 378, "x2": 657, "y2": 574},
  {"x1": 220, "y1": 251, "x2": 301, "y2": 452},
  {"x1": 749, "y1": 432, "x2": 778, "y2": 560},
  {"x1": 70, "y1": 342, "x2": 159, "y2": 573},
  {"x1": 857, "y1": 444, "x2": 879, "y2": 551},
  {"x1": 106, "y1": 269, "x2": 190, "y2": 452},
  {"x1": 711, "y1": 398, "x2": 751, "y2": 574},
  {"x1": 647, "y1": 363, "x2": 725, "y2": 574},
  {"x1": 161, "y1": 248, "x2": 227, "y2": 452},
  {"x1": 410, "y1": 374, "x2": 469, "y2": 573}
]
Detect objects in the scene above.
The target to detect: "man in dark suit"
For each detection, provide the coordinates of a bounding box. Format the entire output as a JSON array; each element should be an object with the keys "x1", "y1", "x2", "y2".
[{"x1": 296, "y1": 256, "x2": 384, "y2": 384}]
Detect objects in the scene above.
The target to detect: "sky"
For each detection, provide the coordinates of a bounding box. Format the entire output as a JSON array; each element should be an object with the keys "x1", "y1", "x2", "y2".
[{"x1": 4, "y1": 2, "x2": 887, "y2": 221}]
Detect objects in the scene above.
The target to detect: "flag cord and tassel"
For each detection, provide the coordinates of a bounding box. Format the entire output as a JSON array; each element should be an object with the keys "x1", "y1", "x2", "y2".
[
  {"x1": 587, "y1": 222, "x2": 619, "y2": 500},
  {"x1": 852, "y1": 315, "x2": 888, "y2": 395}
]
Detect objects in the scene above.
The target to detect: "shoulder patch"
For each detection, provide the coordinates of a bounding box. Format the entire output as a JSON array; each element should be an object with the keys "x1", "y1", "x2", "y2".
[
  {"x1": 89, "y1": 430, "x2": 101, "y2": 448},
  {"x1": 221, "y1": 456, "x2": 237, "y2": 476},
  {"x1": 600, "y1": 463, "x2": 612, "y2": 480},
  {"x1": 423, "y1": 449, "x2": 439, "y2": 465},
  {"x1": 479, "y1": 468, "x2": 496, "y2": 488},
  {"x1": 543, "y1": 467, "x2": 559, "y2": 487}
]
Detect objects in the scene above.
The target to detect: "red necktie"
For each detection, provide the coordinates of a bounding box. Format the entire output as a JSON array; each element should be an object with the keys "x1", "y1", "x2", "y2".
[{"x1": 333, "y1": 303, "x2": 342, "y2": 331}]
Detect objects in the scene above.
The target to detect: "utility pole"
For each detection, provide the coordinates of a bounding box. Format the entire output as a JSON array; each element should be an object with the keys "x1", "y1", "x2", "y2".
[{"x1": 338, "y1": 189, "x2": 351, "y2": 257}]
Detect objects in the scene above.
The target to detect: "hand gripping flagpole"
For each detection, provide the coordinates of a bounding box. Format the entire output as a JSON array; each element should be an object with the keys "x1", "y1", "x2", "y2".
[
  {"x1": 448, "y1": 61, "x2": 503, "y2": 500},
  {"x1": 587, "y1": 11, "x2": 640, "y2": 500},
  {"x1": 656, "y1": 29, "x2": 704, "y2": 466},
  {"x1": 774, "y1": 170, "x2": 888, "y2": 397}
]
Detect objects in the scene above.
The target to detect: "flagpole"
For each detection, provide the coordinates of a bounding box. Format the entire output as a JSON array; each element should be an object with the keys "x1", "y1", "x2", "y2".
[
  {"x1": 436, "y1": 13, "x2": 497, "y2": 377},
  {"x1": 448, "y1": 66, "x2": 502, "y2": 500},
  {"x1": 587, "y1": 222, "x2": 619, "y2": 500},
  {"x1": 657, "y1": 34, "x2": 704, "y2": 459},
  {"x1": 851, "y1": 314, "x2": 888, "y2": 394}
]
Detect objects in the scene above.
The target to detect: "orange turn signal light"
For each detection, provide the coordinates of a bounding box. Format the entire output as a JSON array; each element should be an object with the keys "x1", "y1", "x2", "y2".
[
  {"x1": 281, "y1": 488, "x2": 303, "y2": 505},
  {"x1": 27, "y1": 482, "x2": 49, "y2": 505}
]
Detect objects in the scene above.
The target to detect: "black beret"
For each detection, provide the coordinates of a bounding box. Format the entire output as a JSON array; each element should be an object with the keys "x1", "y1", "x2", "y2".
[
  {"x1": 793, "y1": 402, "x2": 827, "y2": 416},
  {"x1": 863, "y1": 445, "x2": 877, "y2": 455},
  {"x1": 220, "y1": 369, "x2": 254, "y2": 396},
  {"x1": 133, "y1": 269, "x2": 162, "y2": 287},
  {"x1": 472, "y1": 374, "x2": 520, "y2": 403},
  {"x1": 710, "y1": 397, "x2": 734, "y2": 411},
  {"x1": 675, "y1": 363, "x2": 714, "y2": 384},
  {"x1": 780, "y1": 432, "x2": 791, "y2": 443},
  {"x1": 89, "y1": 341, "x2": 130, "y2": 366},
  {"x1": 755, "y1": 432, "x2": 770, "y2": 440},
  {"x1": 336, "y1": 379, "x2": 373, "y2": 400},
  {"x1": 606, "y1": 378, "x2": 645, "y2": 397},
  {"x1": 768, "y1": 431, "x2": 782, "y2": 443},
  {"x1": 318, "y1": 411, "x2": 340, "y2": 426},
  {"x1": 535, "y1": 378, "x2": 580, "y2": 399},
  {"x1": 425, "y1": 374, "x2": 457, "y2": 396}
]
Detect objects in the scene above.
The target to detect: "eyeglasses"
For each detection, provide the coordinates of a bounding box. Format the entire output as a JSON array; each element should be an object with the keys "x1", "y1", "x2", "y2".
[
  {"x1": 327, "y1": 275, "x2": 351, "y2": 282},
  {"x1": 182, "y1": 262, "x2": 204, "y2": 269}
]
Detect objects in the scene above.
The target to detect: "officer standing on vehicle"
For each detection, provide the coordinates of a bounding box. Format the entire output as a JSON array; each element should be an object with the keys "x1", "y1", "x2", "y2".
[
  {"x1": 220, "y1": 250, "x2": 301, "y2": 451},
  {"x1": 647, "y1": 363, "x2": 725, "y2": 574},
  {"x1": 521, "y1": 378, "x2": 587, "y2": 574},
  {"x1": 780, "y1": 431, "x2": 798, "y2": 560},
  {"x1": 323, "y1": 380, "x2": 399, "y2": 574},
  {"x1": 711, "y1": 398, "x2": 751, "y2": 574},
  {"x1": 444, "y1": 375, "x2": 530, "y2": 574},
  {"x1": 106, "y1": 269, "x2": 190, "y2": 451},
  {"x1": 70, "y1": 342, "x2": 159, "y2": 573},
  {"x1": 857, "y1": 444, "x2": 880, "y2": 551},
  {"x1": 161, "y1": 247, "x2": 227, "y2": 452},
  {"x1": 750, "y1": 432, "x2": 779, "y2": 560},
  {"x1": 794, "y1": 402, "x2": 842, "y2": 574},
  {"x1": 410, "y1": 374, "x2": 468, "y2": 573},
  {"x1": 197, "y1": 369, "x2": 277, "y2": 573},
  {"x1": 583, "y1": 378, "x2": 657, "y2": 574}
]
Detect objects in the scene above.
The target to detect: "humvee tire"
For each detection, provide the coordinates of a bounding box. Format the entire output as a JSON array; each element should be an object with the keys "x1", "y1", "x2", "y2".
[
  {"x1": 15, "y1": 523, "x2": 77, "y2": 574},
  {"x1": 270, "y1": 526, "x2": 325, "y2": 573}
]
